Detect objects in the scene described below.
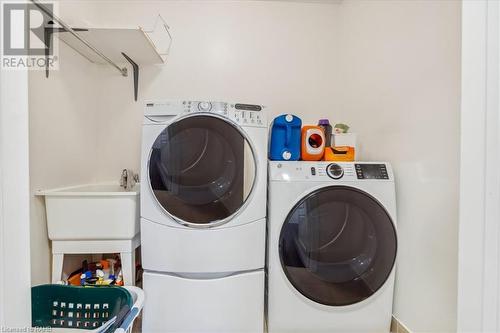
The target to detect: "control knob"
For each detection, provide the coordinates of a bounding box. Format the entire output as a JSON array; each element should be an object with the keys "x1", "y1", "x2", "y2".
[
  {"x1": 198, "y1": 102, "x2": 212, "y2": 111},
  {"x1": 326, "y1": 163, "x2": 344, "y2": 179}
]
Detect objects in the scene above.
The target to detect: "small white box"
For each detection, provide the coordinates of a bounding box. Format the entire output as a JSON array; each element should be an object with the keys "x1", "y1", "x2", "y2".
[{"x1": 332, "y1": 133, "x2": 357, "y2": 148}]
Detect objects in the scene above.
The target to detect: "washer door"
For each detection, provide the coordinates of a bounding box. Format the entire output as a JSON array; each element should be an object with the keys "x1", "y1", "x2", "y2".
[
  {"x1": 279, "y1": 186, "x2": 397, "y2": 306},
  {"x1": 148, "y1": 114, "x2": 256, "y2": 226}
]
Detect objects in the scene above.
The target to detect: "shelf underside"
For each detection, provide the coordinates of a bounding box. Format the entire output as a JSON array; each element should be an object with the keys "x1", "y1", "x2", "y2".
[{"x1": 58, "y1": 28, "x2": 167, "y2": 65}]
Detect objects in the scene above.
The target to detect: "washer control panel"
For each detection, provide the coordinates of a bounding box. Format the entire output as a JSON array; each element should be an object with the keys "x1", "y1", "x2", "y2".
[
  {"x1": 269, "y1": 161, "x2": 393, "y2": 182},
  {"x1": 233, "y1": 104, "x2": 265, "y2": 127},
  {"x1": 144, "y1": 100, "x2": 267, "y2": 127}
]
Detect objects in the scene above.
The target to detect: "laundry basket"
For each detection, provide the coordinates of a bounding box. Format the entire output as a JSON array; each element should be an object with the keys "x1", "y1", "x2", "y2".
[{"x1": 32, "y1": 284, "x2": 144, "y2": 333}]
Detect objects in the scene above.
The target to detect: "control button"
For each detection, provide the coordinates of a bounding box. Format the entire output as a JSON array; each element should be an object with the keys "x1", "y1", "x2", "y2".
[
  {"x1": 285, "y1": 114, "x2": 293, "y2": 122},
  {"x1": 311, "y1": 167, "x2": 316, "y2": 176},
  {"x1": 326, "y1": 163, "x2": 344, "y2": 179},
  {"x1": 198, "y1": 102, "x2": 212, "y2": 111},
  {"x1": 282, "y1": 151, "x2": 292, "y2": 160}
]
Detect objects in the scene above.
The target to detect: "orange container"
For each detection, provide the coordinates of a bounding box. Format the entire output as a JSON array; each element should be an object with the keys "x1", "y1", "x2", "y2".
[
  {"x1": 301, "y1": 126, "x2": 325, "y2": 161},
  {"x1": 323, "y1": 146, "x2": 355, "y2": 162},
  {"x1": 67, "y1": 273, "x2": 81, "y2": 286},
  {"x1": 100, "y1": 260, "x2": 110, "y2": 270}
]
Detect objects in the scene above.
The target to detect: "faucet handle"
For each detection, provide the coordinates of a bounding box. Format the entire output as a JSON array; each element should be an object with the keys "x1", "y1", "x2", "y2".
[
  {"x1": 120, "y1": 169, "x2": 139, "y2": 190},
  {"x1": 120, "y1": 169, "x2": 128, "y2": 188}
]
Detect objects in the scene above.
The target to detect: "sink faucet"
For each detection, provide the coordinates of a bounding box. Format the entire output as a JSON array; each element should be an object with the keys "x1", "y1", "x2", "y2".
[{"x1": 120, "y1": 169, "x2": 139, "y2": 191}]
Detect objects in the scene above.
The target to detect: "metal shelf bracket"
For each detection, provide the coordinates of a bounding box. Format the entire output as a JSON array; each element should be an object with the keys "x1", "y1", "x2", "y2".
[{"x1": 122, "y1": 53, "x2": 139, "y2": 101}]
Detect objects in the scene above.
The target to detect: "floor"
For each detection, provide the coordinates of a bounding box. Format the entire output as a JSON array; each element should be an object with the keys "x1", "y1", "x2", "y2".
[
  {"x1": 132, "y1": 313, "x2": 142, "y2": 333},
  {"x1": 132, "y1": 316, "x2": 406, "y2": 333},
  {"x1": 391, "y1": 317, "x2": 411, "y2": 333}
]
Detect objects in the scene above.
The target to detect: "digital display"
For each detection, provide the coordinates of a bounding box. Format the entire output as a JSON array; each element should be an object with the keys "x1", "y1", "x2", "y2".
[
  {"x1": 235, "y1": 104, "x2": 262, "y2": 111},
  {"x1": 355, "y1": 164, "x2": 389, "y2": 179}
]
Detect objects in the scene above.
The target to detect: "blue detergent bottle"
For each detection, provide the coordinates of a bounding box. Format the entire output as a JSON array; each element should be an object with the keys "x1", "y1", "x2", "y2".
[{"x1": 269, "y1": 114, "x2": 302, "y2": 161}]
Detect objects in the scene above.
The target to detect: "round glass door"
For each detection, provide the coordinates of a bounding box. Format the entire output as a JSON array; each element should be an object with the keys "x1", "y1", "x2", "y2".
[
  {"x1": 279, "y1": 186, "x2": 397, "y2": 306},
  {"x1": 148, "y1": 115, "x2": 256, "y2": 226}
]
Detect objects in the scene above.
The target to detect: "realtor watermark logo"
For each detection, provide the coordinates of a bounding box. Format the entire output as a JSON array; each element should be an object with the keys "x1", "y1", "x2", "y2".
[
  {"x1": 1, "y1": 1, "x2": 58, "y2": 70},
  {"x1": 0, "y1": 327, "x2": 52, "y2": 332}
]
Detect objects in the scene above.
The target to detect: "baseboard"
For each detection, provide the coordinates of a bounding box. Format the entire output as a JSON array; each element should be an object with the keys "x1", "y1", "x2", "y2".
[{"x1": 391, "y1": 316, "x2": 412, "y2": 333}]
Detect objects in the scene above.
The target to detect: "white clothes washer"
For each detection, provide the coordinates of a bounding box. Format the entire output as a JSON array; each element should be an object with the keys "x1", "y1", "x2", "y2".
[
  {"x1": 140, "y1": 100, "x2": 267, "y2": 333},
  {"x1": 267, "y1": 161, "x2": 397, "y2": 333}
]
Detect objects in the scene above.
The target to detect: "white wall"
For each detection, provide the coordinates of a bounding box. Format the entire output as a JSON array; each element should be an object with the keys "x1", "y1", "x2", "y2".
[
  {"x1": 334, "y1": 1, "x2": 461, "y2": 332},
  {"x1": 1, "y1": 65, "x2": 4, "y2": 330},
  {"x1": 458, "y1": 1, "x2": 500, "y2": 331},
  {"x1": 28, "y1": 1, "x2": 461, "y2": 332},
  {"x1": 1, "y1": 69, "x2": 32, "y2": 326},
  {"x1": 29, "y1": 33, "x2": 101, "y2": 285}
]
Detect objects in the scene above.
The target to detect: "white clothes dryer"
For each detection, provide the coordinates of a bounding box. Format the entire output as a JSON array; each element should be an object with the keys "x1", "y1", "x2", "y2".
[
  {"x1": 267, "y1": 161, "x2": 397, "y2": 333},
  {"x1": 141, "y1": 100, "x2": 267, "y2": 333}
]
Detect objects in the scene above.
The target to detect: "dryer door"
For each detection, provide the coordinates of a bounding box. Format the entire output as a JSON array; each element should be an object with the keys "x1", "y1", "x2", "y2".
[
  {"x1": 279, "y1": 186, "x2": 397, "y2": 306},
  {"x1": 148, "y1": 114, "x2": 256, "y2": 227}
]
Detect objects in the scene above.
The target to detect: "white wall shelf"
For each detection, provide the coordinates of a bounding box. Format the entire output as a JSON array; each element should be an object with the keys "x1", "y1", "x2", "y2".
[
  {"x1": 56, "y1": 16, "x2": 172, "y2": 101},
  {"x1": 58, "y1": 18, "x2": 171, "y2": 66},
  {"x1": 32, "y1": 0, "x2": 171, "y2": 101}
]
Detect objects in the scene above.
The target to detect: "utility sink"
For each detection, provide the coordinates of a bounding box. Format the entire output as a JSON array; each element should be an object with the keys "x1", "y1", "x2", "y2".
[{"x1": 37, "y1": 183, "x2": 140, "y2": 241}]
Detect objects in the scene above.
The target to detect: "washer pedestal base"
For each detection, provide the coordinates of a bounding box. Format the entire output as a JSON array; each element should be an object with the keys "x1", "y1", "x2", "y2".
[{"x1": 142, "y1": 270, "x2": 265, "y2": 333}]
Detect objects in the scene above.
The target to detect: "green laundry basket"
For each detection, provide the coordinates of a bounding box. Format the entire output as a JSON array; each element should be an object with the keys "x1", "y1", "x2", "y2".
[{"x1": 32, "y1": 284, "x2": 133, "y2": 332}]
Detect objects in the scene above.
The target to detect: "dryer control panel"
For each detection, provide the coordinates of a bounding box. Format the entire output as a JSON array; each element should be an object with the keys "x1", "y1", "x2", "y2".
[
  {"x1": 144, "y1": 100, "x2": 267, "y2": 128},
  {"x1": 269, "y1": 161, "x2": 394, "y2": 182}
]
